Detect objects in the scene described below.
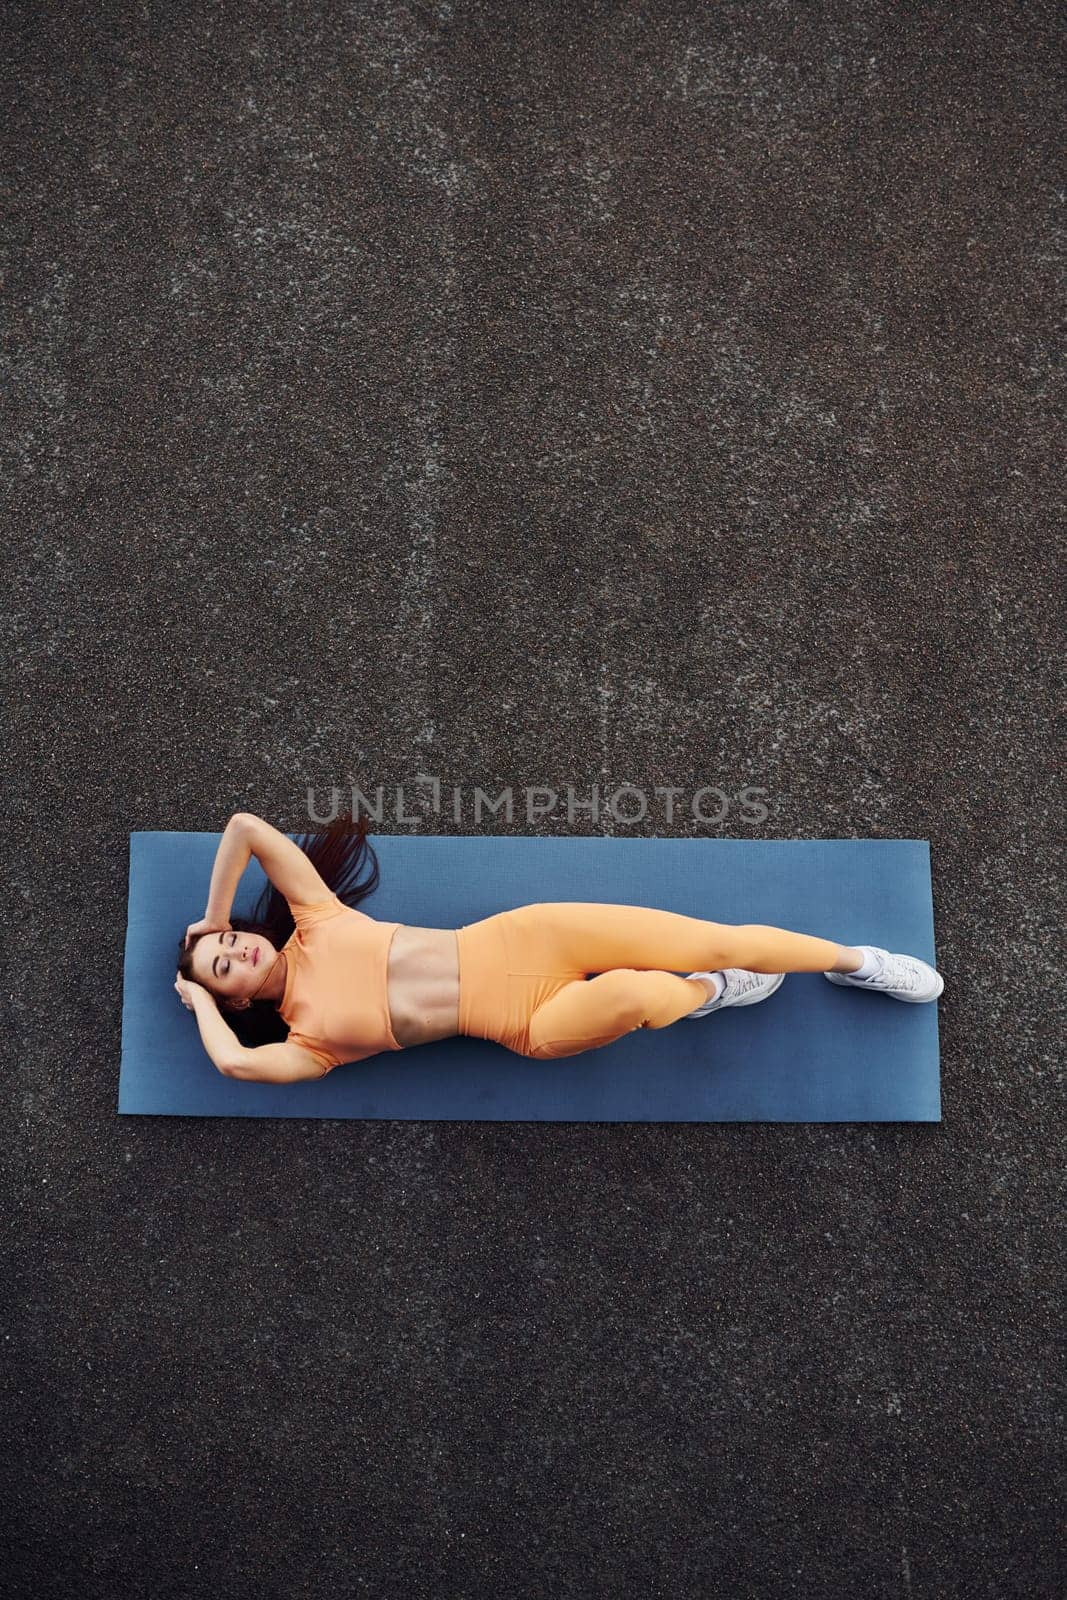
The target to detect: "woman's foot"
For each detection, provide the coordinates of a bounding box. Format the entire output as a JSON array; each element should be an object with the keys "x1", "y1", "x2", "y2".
[
  {"x1": 685, "y1": 969, "x2": 785, "y2": 1017},
  {"x1": 824, "y1": 945, "x2": 944, "y2": 1002}
]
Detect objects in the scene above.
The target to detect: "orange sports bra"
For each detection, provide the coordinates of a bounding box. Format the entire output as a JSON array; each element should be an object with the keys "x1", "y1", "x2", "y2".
[{"x1": 277, "y1": 893, "x2": 405, "y2": 1076}]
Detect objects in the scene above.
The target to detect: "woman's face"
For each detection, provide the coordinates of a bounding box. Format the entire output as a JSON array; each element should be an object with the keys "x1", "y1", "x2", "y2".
[{"x1": 189, "y1": 929, "x2": 278, "y2": 1007}]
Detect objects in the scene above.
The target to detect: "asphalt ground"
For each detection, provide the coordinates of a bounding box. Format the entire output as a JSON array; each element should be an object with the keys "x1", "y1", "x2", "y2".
[{"x1": 3, "y1": 2, "x2": 1063, "y2": 1597}]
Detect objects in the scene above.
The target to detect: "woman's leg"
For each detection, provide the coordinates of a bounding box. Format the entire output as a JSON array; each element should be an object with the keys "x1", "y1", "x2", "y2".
[
  {"x1": 514, "y1": 901, "x2": 855, "y2": 978},
  {"x1": 517, "y1": 902, "x2": 857, "y2": 1061},
  {"x1": 527, "y1": 967, "x2": 716, "y2": 1060}
]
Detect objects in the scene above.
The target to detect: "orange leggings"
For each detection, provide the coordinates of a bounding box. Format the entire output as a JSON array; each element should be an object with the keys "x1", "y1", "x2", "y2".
[{"x1": 455, "y1": 901, "x2": 847, "y2": 1060}]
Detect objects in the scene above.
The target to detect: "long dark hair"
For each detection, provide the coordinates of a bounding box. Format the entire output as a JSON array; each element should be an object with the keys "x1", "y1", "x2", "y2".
[{"x1": 175, "y1": 806, "x2": 381, "y2": 1050}]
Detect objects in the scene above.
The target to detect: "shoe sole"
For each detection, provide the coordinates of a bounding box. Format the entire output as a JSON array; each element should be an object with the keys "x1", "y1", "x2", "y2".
[{"x1": 824, "y1": 969, "x2": 944, "y2": 1003}]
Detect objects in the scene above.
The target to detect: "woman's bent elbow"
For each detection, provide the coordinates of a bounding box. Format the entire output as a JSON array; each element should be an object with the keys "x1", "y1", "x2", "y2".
[{"x1": 218, "y1": 1053, "x2": 254, "y2": 1079}]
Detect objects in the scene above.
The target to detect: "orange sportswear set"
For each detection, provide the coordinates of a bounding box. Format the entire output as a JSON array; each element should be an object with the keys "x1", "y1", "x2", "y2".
[{"x1": 278, "y1": 894, "x2": 845, "y2": 1076}]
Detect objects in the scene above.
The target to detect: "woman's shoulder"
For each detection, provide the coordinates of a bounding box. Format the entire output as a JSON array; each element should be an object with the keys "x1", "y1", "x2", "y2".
[{"x1": 285, "y1": 891, "x2": 348, "y2": 934}]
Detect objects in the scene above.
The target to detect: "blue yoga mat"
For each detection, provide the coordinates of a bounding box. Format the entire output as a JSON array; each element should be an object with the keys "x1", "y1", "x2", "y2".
[{"x1": 119, "y1": 833, "x2": 942, "y2": 1122}]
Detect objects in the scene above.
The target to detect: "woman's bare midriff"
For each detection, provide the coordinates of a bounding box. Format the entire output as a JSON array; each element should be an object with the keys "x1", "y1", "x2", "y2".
[{"x1": 386, "y1": 925, "x2": 461, "y2": 1048}]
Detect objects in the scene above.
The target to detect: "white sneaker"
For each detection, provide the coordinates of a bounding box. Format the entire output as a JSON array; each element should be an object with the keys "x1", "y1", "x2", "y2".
[
  {"x1": 824, "y1": 945, "x2": 944, "y2": 1003},
  {"x1": 684, "y1": 969, "x2": 785, "y2": 1017}
]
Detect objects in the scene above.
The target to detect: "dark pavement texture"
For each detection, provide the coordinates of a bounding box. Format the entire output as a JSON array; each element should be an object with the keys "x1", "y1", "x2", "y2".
[{"x1": 2, "y1": 2, "x2": 1063, "y2": 1597}]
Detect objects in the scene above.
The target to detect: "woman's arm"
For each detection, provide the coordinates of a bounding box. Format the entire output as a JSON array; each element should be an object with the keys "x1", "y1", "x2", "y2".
[
  {"x1": 202, "y1": 811, "x2": 334, "y2": 917},
  {"x1": 224, "y1": 1041, "x2": 330, "y2": 1083},
  {"x1": 174, "y1": 976, "x2": 326, "y2": 1081},
  {"x1": 203, "y1": 813, "x2": 256, "y2": 927},
  {"x1": 178, "y1": 982, "x2": 246, "y2": 1075}
]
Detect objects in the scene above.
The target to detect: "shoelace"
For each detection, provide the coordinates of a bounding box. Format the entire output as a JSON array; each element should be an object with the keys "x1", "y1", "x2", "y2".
[{"x1": 724, "y1": 970, "x2": 773, "y2": 999}]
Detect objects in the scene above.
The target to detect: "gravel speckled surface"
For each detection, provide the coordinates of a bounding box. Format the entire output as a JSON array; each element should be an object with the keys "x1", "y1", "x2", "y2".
[{"x1": 3, "y1": 2, "x2": 1062, "y2": 1596}]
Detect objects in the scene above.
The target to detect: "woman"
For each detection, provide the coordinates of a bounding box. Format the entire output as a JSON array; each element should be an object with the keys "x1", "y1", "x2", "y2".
[{"x1": 174, "y1": 811, "x2": 944, "y2": 1083}]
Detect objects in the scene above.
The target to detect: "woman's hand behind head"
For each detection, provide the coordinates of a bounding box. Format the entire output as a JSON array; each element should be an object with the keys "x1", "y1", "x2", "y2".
[
  {"x1": 184, "y1": 916, "x2": 232, "y2": 951},
  {"x1": 174, "y1": 974, "x2": 205, "y2": 1010}
]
